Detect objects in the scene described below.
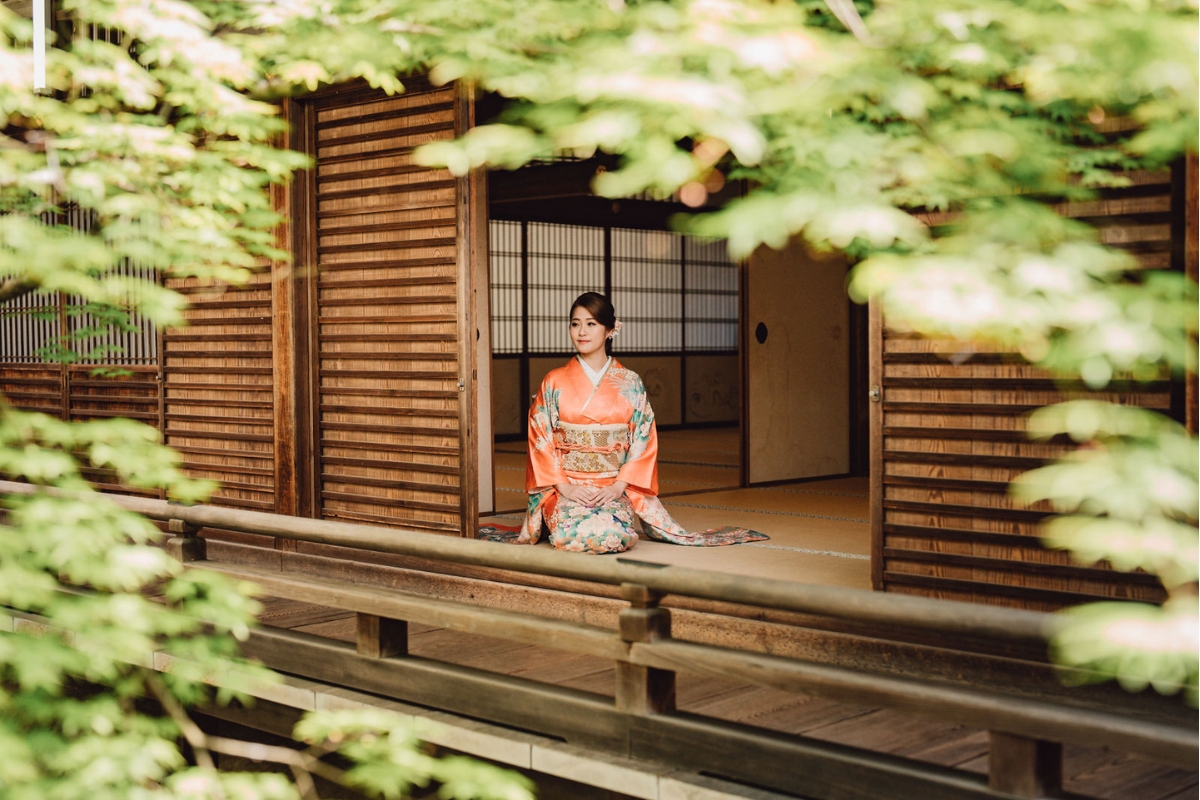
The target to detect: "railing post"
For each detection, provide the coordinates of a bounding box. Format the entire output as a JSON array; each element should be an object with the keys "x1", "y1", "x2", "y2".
[
  {"x1": 615, "y1": 582, "x2": 675, "y2": 715},
  {"x1": 356, "y1": 614, "x2": 408, "y2": 658},
  {"x1": 165, "y1": 518, "x2": 205, "y2": 563},
  {"x1": 988, "y1": 731, "x2": 1062, "y2": 798}
]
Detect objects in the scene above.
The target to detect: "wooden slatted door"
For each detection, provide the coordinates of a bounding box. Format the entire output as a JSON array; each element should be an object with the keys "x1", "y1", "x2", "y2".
[
  {"x1": 300, "y1": 81, "x2": 478, "y2": 535},
  {"x1": 869, "y1": 169, "x2": 1183, "y2": 610},
  {"x1": 163, "y1": 268, "x2": 277, "y2": 512}
]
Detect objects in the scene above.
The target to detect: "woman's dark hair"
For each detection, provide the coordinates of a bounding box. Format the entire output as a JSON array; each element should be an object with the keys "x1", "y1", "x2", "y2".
[{"x1": 569, "y1": 292, "x2": 617, "y2": 354}]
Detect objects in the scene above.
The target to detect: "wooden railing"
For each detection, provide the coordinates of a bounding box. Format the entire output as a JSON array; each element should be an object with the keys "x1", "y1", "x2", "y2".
[{"x1": 2, "y1": 480, "x2": 1196, "y2": 800}]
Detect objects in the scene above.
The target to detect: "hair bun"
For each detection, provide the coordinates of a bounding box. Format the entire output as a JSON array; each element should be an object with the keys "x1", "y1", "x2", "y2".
[{"x1": 569, "y1": 292, "x2": 617, "y2": 330}]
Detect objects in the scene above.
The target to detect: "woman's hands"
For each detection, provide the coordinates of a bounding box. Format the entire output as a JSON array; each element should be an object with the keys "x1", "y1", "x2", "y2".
[
  {"x1": 556, "y1": 481, "x2": 628, "y2": 507},
  {"x1": 592, "y1": 481, "x2": 627, "y2": 505},
  {"x1": 556, "y1": 482, "x2": 592, "y2": 504}
]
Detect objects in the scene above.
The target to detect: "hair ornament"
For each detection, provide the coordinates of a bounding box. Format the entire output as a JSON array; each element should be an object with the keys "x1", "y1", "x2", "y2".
[{"x1": 611, "y1": 319, "x2": 623, "y2": 338}]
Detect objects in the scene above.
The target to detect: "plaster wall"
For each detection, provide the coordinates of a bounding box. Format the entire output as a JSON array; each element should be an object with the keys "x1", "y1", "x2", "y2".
[{"x1": 746, "y1": 239, "x2": 849, "y2": 483}]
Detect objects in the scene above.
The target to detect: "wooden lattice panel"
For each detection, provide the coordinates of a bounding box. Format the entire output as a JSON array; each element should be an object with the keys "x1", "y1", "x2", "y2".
[
  {"x1": 162, "y1": 269, "x2": 275, "y2": 511},
  {"x1": 311, "y1": 84, "x2": 463, "y2": 533},
  {"x1": 0, "y1": 364, "x2": 62, "y2": 416},
  {"x1": 876, "y1": 170, "x2": 1181, "y2": 610},
  {"x1": 0, "y1": 363, "x2": 162, "y2": 495}
]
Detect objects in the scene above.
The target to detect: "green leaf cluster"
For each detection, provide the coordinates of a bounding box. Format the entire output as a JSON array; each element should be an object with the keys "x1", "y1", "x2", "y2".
[
  {"x1": 0, "y1": 1, "x2": 536, "y2": 797},
  {"x1": 295, "y1": 711, "x2": 536, "y2": 800},
  {"x1": 387, "y1": 0, "x2": 1200, "y2": 702},
  {"x1": 403, "y1": 0, "x2": 1199, "y2": 705},
  {"x1": 2, "y1": 9, "x2": 1197, "y2": 800},
  {"x1": 1014, "y1": 402, "x2": 1198, "y2": 702}
]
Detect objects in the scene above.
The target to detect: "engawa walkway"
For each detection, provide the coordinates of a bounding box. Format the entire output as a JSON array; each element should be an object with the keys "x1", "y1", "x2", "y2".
[{"x1": 249, "y1": 593, "x2": 1197, "y2": 800}]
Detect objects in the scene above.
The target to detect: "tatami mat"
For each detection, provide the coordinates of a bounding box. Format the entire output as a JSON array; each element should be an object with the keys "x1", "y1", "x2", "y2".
[{"x1": 482, "y1": 478, "x2": 871, "y2": 589}]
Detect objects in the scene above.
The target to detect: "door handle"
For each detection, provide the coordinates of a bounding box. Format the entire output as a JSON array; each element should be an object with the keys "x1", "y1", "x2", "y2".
[{"x1": 868, "y1": 385, "x2": 881, "y2": 403}]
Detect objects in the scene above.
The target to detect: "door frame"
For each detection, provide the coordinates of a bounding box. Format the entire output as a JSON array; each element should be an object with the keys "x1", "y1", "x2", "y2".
[{"x1": 868, "y1": 298, "x2": 883, "y2": 591}]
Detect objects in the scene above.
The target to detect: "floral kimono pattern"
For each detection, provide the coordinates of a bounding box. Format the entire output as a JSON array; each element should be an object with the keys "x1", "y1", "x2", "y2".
[{"x1": 516, "y1": 357, "x2": 767, "y2": 554}]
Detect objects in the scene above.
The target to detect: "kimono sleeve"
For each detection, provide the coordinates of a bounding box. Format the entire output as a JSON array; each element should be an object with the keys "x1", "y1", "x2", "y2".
[
  {"x1": 525, "y1": 376, "x2": 568, "y2": 492},
  {"x1": 616, "y1": 375, "x2": 660, "y2": 496}
]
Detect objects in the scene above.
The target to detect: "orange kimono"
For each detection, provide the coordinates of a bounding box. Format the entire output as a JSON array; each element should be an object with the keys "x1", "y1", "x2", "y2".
[{"x1": 518, "y1": 357, "x2": 764, "y2": 554}]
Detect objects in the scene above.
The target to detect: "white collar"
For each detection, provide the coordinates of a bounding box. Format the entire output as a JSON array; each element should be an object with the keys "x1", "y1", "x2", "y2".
[{"x1": 577, "y1": 355, "x2": 611, "y2": 387}]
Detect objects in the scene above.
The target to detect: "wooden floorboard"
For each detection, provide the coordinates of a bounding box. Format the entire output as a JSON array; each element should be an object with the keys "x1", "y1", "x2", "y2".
[
  {"x1": 804, "y1": 708, "x2": 990, "y2": 768},
  {"x1": 1155, "y1": 784, "x2": 1200, "y2": 800},
  {"x1": 291, "y1": 616, "x2": 352, "y2": 641},
  {"x1": 250, "y1": 597, "x2": 1196, "y2": 800},
  {"x1": 1062, "y1": 747, "x2": 1199, "y2": 800},
  {"x1": 256, "y1": 597, "x2": 354, "y2": 629},
  {"x1": 508, "y1": 653, "x2": 616, "y2": 690}
]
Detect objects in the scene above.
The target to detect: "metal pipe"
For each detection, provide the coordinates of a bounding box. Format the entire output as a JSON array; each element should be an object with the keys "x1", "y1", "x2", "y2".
[{"x1": 0, "y1": 480, "x2": 1061, "y2": 643}]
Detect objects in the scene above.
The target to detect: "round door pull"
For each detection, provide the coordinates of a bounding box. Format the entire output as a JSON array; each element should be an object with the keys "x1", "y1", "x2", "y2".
[{"x1": 755, "y1": 322, "x2": 768, "y2": 344}]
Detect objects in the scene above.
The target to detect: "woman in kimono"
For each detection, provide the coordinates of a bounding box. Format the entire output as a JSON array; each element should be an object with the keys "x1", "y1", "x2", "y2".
[{"x1": 516, "y1": 292, "x2": 765, "y2": 554}]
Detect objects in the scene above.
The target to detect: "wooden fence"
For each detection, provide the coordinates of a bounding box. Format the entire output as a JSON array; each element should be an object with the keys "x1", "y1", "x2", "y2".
[{"x1": 1, "y1": 480, "x2": 1192, "y2": 800}]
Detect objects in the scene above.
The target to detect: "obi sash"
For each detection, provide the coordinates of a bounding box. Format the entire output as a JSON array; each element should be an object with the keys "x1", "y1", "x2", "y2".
[{"x1": 554, "y1": 422, "x2": 628, "y2": 474}]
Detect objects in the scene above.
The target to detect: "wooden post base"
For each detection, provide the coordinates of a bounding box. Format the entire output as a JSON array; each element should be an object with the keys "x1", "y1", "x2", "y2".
[
  {"x1": 166, "y1": 518, "x2": 205, "y2": 562},
  {"x1": 615, "y1": 583, "x2": 675, "y2": 715},
  {"x1": 615, "y1": 661, "x2": 676, "y2": 715},
  {"x1": 989, "y1": 731, "x2": 1062, "y2": 798},
  {"x1": 357, "y1": 613, "x2": 408, "y2": 659}
]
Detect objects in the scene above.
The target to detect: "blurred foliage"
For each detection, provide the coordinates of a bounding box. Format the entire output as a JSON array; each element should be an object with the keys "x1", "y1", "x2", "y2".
[
  {"x1": 0, "y1": 1, "x2": 535, "y2": 797},
  {"x1": 1015, "y1": 402, "x2": 1198, "y2": 702},
  {"x1": 1, "y1": 7, "x2": 1197, "y2": 800},
  {"x1": 296, "y1": 710, "x2": 535, "y2": 800},
  {"x1": 410, "y1": 0, "x2": 1200, "y2": 701}
]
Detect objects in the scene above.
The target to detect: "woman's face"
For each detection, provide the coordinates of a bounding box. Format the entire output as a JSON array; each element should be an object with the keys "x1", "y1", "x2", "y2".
[{"x1": 569, "y1": 307, "x2": 610, "y2": 358}]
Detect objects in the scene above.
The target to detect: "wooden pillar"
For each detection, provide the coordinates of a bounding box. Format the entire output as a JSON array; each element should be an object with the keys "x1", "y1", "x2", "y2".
[
  {"x1": 356, "y1": 614, "x2": 407, "y2": 659},
  {"x1": 867, "y1": 298, "x2": 884, "y2": 591},
  {"x1": 155, "y1": 316, "x2": 167, "y2": 500},
  {"x1": 58, "y1": 289, "x2": 70, "y2": 422},
  {"x1": 615, "y1": 583, "x2": 675, "y2": 715},
  {"x1": 271, "y1": 100, "x2": 298, "y2": 525},
  {"x1": 1184, "y1": 154, "x2": 1198, "y2": 435},
  {"x1": 455, "y1": 82, "x2": 482, "y2": 537},
  {"x1": 988, "y1": 732, "x2": 1062, "y2": 798},
  {"x1": 273, "y1": 97, "x2": 318, "y2": 530}
]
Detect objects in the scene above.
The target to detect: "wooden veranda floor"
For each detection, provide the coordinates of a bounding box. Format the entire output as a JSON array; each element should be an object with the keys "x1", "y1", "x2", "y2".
[
  {"x1": 489, "y1": 427, "x2": 872, "y2": 588},
  {"x1": 253, "y1": 595, "x2": 1197, "y2": 800}
]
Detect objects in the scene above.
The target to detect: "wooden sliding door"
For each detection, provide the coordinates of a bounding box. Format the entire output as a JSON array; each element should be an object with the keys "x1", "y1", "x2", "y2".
[
  {"x1": 744, "y1": 238, "x2": 850, "y2": 484},
  {"x1": 869, "y1": 169, "x2": 1182, "y2": 608},
  {"x1": 291, "y1": 79, "x2": 482, "y2": 536}
]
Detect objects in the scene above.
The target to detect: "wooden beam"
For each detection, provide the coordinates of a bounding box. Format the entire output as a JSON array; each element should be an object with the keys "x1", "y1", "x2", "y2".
[
  {"x1": 0, "y1": 478, "x2": 1064, "y2": 646},
  {"x1": 487, "y1": 160, "x2": 600, "y2": 203},
  {"x1": 627, "y1": 639, "x2": 1196, "y2": 768},
  {"x1": 197, "y1": 561, "x2": 626, "y2": 660},
  {"x1": 237, "y1": 625, "x2": 1038, "y2": 800},
  {"x1": 240, "y1": 625, "x2": 629, "y2": 750}
]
